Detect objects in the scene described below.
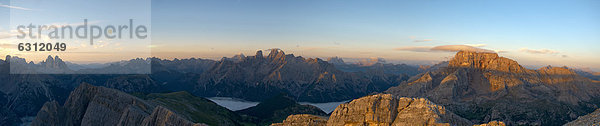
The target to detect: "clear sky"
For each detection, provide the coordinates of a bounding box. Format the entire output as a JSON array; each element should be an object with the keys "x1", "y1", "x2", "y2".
[{"x1": 2, "y1": 0, "x2": 600, "y2": 71}]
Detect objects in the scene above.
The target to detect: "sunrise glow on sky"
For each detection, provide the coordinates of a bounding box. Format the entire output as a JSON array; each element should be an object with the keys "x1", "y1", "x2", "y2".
[{"x1": 1, "y1": 0, "x2": 599, "y2": 71}]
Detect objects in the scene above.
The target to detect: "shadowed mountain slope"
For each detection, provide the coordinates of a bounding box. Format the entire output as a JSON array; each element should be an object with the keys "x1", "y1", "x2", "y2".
[
  {"x1": 195, "y1": 49, "x2": 407, "y2": 102},
  {"x1": 31, "y1": 83, "x2": 205, "y2": 126}
]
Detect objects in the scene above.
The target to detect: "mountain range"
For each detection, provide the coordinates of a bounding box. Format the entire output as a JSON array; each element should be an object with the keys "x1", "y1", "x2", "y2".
[
  {"x1": 194, "y1": 49, "x2": 407, "y2": 102},
  {"x1": 326, "y1": 56, "x2": 424, "y2": 76},
  {"x1": 2, "y1": 49, "x2": 600, "y2": 125}
]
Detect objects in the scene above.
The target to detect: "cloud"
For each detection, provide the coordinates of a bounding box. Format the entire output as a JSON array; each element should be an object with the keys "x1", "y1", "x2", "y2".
[
  {"x1": 519, "y1": 48, "x2": 559, "y2": 54},
  {"x1": 395, "y1": 45, "x2": 498, "y2": 53},
  {"x1": 431, "y1": 45, "x2": 495, "y2": 53},
  {"x1": 0, "y1": 3, "x2": 32, "y2": 11},
  {"x1": 413, "y1": 39, "x2": 433, "y2": 42},
  {"x1": 464, "y1": 44, "x2": 486, "y2": 47}
]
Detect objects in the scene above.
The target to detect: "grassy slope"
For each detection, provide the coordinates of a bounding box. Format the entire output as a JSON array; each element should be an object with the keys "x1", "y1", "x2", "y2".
[{"x1": 139, "y1": 91, "x2": 249, "y2": 126}]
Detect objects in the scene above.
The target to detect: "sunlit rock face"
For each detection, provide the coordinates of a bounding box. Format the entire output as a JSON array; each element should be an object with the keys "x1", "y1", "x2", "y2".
[
  {"x1": 271, "y1": 114, "x2": 327, "y2": 126},
  {"x1": 448, "y1": 51, "x2": 525, "y2": 73},
  {"x1": 474, "y1": 121, "x2": 506, "y2": 126},
  {"x1": 273, "y1": 94, "x2": 505, "y2": 126},
  {"x1": 327, "y1": 94, "x2": 472, "y2": 126},
  {"x1": 386, "y1": 51, "x2": 600, "y2": 125}
]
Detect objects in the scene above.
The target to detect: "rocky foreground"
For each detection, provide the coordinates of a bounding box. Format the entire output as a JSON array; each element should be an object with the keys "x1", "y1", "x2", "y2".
[
  {"x1": 31, "y1": 83, "x2": 205, "y2": 126},
  {"x1": 564, "y1": 108, "x2": 600, "y2": 126},
  {"x1": 273, "y1": 94, "x2": 505, "y2": 126}
]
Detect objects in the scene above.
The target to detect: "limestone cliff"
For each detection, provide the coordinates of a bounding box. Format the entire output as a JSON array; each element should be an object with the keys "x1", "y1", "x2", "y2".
[
  {"x1": 326, "y1": 94, "x2": 472, "y2": 126},
  {"x1": 272, "y1": 94, "x2": 504, "y2": 126},
  {"x1": 386, "y1": 51, "x2": 600, "y2": 125},
  {"x1": 271, "y1": 114, "x2": 327, "y2": 126}
]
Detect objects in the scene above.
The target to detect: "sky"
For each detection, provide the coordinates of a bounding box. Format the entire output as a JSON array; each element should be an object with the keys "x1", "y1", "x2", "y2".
[{"x1": 1, "y1": 0, "x2": 600, "y2": 71}]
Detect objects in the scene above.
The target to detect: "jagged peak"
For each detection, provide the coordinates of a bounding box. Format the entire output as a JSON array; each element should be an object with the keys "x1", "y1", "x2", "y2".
[
  {"x1": 267, "y1": 48, "x2": 285, "y2": 58},
  {"x1": 46, "y1": 55, "x2": 54, "y2": 62},
  {"x1": 255, "y1": 50, "x2": 264, "y2": 58}
]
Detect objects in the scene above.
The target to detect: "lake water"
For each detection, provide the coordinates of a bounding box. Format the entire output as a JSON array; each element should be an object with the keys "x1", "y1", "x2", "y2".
[
  {"x1": 207, "y1": 97, "x2": 348, "y2": 113},
  {"x1": 206, "y1": 97, "x2": 259, "y2": 111}
]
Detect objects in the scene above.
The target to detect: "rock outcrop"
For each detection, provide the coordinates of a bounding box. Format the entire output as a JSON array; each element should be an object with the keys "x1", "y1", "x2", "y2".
[
  {"x1": 327, "y1": 94, "x2": 472, "y2": 126},
  {"x1": 272, "y1": 94, "x2": 504, "y2": 126},
  {"x1": 474, "y1": 121, "x2": 506, "y2": 126},
  {"x1": 564, "y1": 108, "x2": 600, "y2": 126},
  {"x1": 386, "y1": 51, "x2": 600, "y2": 125},
  {"x1": 271, "y1": 114, "x2": 327, "y2": 126},
  {"x1": 31, "y1": 83, "x2": 205, "y2": 126}
]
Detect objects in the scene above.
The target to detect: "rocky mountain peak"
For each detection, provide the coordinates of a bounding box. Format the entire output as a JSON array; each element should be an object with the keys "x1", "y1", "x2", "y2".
[
  {"x1": 267, "y1": 48, "x2": 285, "y2": 60},
  {"x1": 449, "y1": 51, "x2": 525, "y2": 73},
  {"x1": 537, "y1": 65, "x2": 576, "y2": 75},
  {"x1": 327, "y1": 56, "x2": 345, "y2": 65},
  {"x1": 255, "y1": 50, "x2": 264, "y2": 58},
  {"x1": 357, "y1": 57, "x2": 386, "y2": 66},
  {"x1": 41, "y1": 55, "x2": 68, "y2": 69}
]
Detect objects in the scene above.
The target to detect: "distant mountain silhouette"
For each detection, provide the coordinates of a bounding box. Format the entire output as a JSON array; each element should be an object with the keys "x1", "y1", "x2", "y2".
[{"x1": 326, "y1": 56, "x2": 423, "y2": 76}]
